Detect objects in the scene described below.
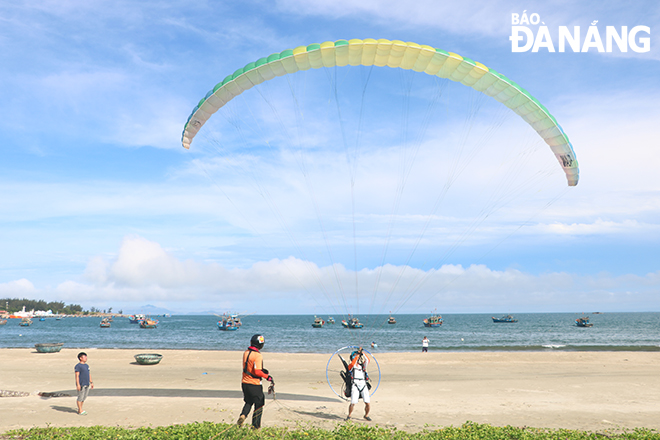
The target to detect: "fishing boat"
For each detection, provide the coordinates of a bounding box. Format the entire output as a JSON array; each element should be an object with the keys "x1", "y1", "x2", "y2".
[
  {"x1": 327, "y1": 317, "x2": 335, "y2": 324},
  {"x1": 19, "y1": 317, "x2": 33, "y2": 327},
  {"x1": 423, "y1": 313, "x2": 443, "y2": 327},
  {"x1": 140, "y1": 318, "x2": 158, "y2": 329},
  {"x1": 129, "y1": 314, "x2": 145, "y2": 324},
  {"x1": 100, "y1": 318, "x2": 111, "y2": 328},
  {"x1": 341, "y1": 316, "x2": 364, "y2": 329},
  {"x1": 575, "y1": 317, "x2": 593, "y2": 327},
  {"x1": 492, "y1": 315, "x2": 518, "y2": 323},
  {"x1": 35, "y1": 343, "x2": 64, "y2": 353},
  {"x1": 0, "y1": 319, "x2": 7, "y2": 326},
  {"x1": 217, "y1": 313, "x2": 241, "y2": 331},
  {"x1": 311, "y1": 316, "x2": 325, "y2": 328},
  {"x1": 39, "y1": 317, "x2": 46, "y2": 321},
  {"x1": 387, "y1": 315, "x2": 396, "y2": 324}
]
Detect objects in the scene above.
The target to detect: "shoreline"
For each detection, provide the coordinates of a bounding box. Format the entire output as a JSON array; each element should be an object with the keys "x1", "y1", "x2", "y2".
[
  {"x1": 3, "y1": 346, "x2": 660, "y2": 353},
  {"x1": 2, "y1": 348, "x2": 660, "y2": 433}
]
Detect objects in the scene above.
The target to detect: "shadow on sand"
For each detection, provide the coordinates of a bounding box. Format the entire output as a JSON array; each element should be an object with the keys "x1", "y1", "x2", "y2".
[
  {"x1": 50, "y1": 405, "x2": 79, "y2": 414},
  {"x1": 288, "y1": 408, "x2": 345, "y2": 421},
  {"x1": 43, "y1": 389, "x2": 338, "y2": 403}
]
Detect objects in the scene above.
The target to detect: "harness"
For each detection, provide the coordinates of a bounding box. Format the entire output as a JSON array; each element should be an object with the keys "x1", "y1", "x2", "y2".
[
  {"x1": 350, "y1": 359, "x2": 371, "y2": 394},
  {"x1": 350, "y1": 358, "x2": 369, "y2": 381},
  {"x1": 339, "y1": 353, "x2": 372, "y2": 399},
  {"x1": 243, "y1": 347, "x2": 261, "y2": 379}
]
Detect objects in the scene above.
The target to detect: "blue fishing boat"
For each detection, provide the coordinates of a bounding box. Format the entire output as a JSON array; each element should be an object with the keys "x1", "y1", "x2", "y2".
[
  {"x1": 575, "y1": 316, "x2": 593, "y2": 327},
  {"x1": 423, "y1": 313, "x2": 443, "y2": 327},
  {"x1": 311, "y1": 316, "x2": 325, "y2": 328},
  {"x1": 341, "y1": 316, "x2": 363, "y2": 329},
  {"x1": 492, "y1": 315, "x2": 518, "y2": 323},
  {"x1": 217, "y1": 313, "x2": 241, "y2": 331}
]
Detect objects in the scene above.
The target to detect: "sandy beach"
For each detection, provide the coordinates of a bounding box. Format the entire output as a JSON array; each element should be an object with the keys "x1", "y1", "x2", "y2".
[{"x1": 1, "y1": 348, "x2": 659, "y2": 433}]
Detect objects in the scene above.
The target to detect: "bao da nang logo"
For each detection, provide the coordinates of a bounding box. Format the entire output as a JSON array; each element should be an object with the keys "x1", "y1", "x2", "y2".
[{"x1": 510, "y1": 11, "x2": 651, "y2": 53}]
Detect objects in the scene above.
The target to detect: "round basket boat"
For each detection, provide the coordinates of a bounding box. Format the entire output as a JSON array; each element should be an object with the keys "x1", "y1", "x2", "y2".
[
  {"x1": 134, "y1": 353, "x2": 163, "y2": 365},
  {"x1": 34, "y1": 343, "x2": 64, "y2": 353}
]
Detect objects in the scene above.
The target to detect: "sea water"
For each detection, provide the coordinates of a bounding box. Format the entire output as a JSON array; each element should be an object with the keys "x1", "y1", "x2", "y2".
[{"x1": 1, "y1": 313, "x2": 659, "y2": 353}]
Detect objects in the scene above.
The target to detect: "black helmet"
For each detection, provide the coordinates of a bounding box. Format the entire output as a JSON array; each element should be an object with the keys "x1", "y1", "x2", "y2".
[{"x1": 250, "y1": 334, "x2": 265, "y2": 349}]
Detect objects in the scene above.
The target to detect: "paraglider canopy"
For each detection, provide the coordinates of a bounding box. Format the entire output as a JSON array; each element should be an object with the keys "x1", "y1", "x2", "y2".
[{"x1": 182, "y1": 38, "x2": 578, "y2": 186}]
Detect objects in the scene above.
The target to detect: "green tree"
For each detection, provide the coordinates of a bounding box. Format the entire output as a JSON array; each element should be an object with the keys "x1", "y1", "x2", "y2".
[{"x1": 1, "y1": 298, "x2": 85, "y2": 315}]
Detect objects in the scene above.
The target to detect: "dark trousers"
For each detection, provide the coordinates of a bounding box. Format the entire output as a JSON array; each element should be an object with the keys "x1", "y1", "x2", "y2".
[{"x1": 241, "y1": 382, "x2": 265, "y2": 428}]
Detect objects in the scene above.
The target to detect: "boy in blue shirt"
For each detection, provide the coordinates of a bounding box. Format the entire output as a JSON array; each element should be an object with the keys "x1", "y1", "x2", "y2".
[{"x1": 74, "y1": 352, "x2": 93, "y2": 415}]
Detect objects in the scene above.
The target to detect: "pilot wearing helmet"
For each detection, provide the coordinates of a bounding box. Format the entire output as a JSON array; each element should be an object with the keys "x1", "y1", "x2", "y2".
[{"x1": 346, "y1": 347, "x2": 371, "y2": 421}]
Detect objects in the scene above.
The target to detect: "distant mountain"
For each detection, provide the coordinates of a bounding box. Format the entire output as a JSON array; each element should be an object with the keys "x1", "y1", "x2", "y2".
[{"x1": 126, "y1": 304, "x2": 177, "y2": 315}]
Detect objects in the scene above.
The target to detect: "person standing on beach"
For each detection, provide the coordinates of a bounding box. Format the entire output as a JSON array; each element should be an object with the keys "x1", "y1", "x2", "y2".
[
  {"x1": 346, "y1": 347, "x2": 371, "y2": 421},
  {"x1": 422, "y1": 336, "x2": 429, "y2": 353},
  {"x1": 74, "y1": 352, "x2": 93, "y2": 415},
  {"x1": 237, "y1": 334, "x2": 273, "y2": 429}
]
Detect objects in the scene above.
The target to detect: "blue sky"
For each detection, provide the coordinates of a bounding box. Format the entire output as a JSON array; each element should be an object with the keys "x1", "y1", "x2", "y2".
[{"x1": 1, "y1": 0, "x2": 658, "y2": 315}]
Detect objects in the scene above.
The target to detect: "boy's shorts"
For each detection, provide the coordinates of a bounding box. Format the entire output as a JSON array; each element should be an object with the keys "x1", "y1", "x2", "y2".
[{"x1": 77, "y1": 385, "x2": 90, "y2": 402}]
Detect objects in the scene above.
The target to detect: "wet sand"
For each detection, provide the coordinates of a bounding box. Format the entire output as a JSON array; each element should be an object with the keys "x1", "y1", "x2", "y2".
[{"x1": 1, "y1": 349, "x2": 659, "y2": 433}]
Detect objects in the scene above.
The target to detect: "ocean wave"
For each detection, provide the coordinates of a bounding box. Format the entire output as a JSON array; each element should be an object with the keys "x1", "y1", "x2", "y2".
[{"x1": 542, "y1": 344, "x2": 566, "y2": 349}]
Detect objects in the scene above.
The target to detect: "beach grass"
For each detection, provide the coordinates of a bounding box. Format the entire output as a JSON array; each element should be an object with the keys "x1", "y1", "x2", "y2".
[{"x1": 3, "y1": 422, "x2": 660, "y2": 440}]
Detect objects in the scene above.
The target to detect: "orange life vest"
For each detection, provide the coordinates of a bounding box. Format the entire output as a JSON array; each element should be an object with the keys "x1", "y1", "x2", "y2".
[{"x1": 242, "y1": 348, "x2": 263, "y2": 385}]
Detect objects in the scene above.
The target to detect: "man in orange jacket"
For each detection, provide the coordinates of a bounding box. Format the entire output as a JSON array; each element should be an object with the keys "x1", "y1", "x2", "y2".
[{"x1": 237, "y1": 334, "x2": 273, "y2": 429}]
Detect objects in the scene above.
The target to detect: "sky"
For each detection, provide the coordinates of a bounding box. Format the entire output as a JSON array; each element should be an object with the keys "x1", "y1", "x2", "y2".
[{"x1": 0, "y1": 0, "x2": 659, "y2": 315}]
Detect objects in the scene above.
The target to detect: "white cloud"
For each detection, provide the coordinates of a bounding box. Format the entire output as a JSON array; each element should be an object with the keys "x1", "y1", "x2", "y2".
[
  {"x1": 109, "y1": 235, "x2": 205, "y2": 288},
  {"x1": 42, "y1": 235, "x2": 659, "y2": 313},
  {"x1": 0, "y1": 279, "x2": 37, "y2": 296},
  {"x1": 539, "y1": 219, "x2": 659, "y2": 236}
]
